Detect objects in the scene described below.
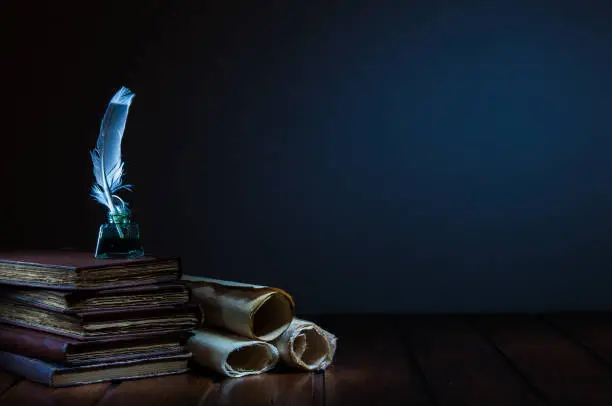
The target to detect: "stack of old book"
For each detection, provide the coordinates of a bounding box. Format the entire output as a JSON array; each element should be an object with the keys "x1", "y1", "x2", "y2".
[{"x1": 0, "y1": 250, "x2": 201, "y2": 387}]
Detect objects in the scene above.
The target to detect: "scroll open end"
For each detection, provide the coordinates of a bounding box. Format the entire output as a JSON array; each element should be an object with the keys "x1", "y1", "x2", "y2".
[
  {"x1": 226, "y1": 343, "x2": 276, "y2": 375},
  {"x1": 292, "y1": 327, "x2": 328, "y2": 366},
  {"x1": 252, "y1": 291, "x2": 294, "y2": 341},
  {"x1": 186, "y1": 329, "x2": 279, "y2": 378},
  {"x1": 272, "y1": 318, "x2": 337, "y2": 371}
]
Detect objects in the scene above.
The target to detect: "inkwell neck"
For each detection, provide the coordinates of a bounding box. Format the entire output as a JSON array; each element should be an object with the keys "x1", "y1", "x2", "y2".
[{"x1": 108, "y1": 210, "x2": 131, "y2": 225}]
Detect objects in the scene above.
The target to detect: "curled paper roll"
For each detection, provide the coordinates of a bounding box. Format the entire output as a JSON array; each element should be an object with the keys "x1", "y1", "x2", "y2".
[
  {"x1": 272, "y1": 318, "x2": 337, "y2": 371},
  {"x1": 186, "y1": 328, "x2": 280, "y2": 378},
  {"x1": 181, "y1": 275, "x2": 295, "y2": 342}
]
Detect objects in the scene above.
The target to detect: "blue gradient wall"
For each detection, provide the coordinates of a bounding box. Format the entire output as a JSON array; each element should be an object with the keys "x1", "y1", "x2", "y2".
[{"x1": 6, "y1": 1, "x2": 612, "y2": 313}]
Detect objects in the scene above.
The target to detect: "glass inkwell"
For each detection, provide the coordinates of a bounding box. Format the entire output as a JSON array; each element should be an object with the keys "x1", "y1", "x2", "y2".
[{"x1": 95, "y1": 207, "x2": 144, "y2": 259}]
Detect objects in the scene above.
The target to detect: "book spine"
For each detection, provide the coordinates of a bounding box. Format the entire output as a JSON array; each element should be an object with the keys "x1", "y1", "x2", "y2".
[
  {"x1": 0, "y1": 351, "x2": 55, "y2": 386},
  {"x1": 0, "y1": 326, "x2": 68, "y2": 363}
]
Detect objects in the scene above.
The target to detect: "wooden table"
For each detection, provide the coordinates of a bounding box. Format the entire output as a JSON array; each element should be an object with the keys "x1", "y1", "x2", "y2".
[{"x1": 2, "y1": 313, "x2": 612, "y2": 405}]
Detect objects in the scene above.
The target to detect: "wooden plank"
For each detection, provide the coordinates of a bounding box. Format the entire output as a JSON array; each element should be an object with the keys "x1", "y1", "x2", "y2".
[
  {"x1": 202, "y1": 371, "x2": 320, "y2": 406},
  {"x1": 402, "y1": 315, "x2": 546, "y2": 406},
  {"x1": 472, "y1": 314, "x2": 612, "y2": 406},
  {"x1": 95, "y1": 373, "x2": 215, "y2": 406},
  {"x1": 544, "y1": 313, "x2": 612, "y2": 365},
  {"x1": 0, "y1": 370, "x2": 21, "y2": 396},
  {"x1": 316, "y1": 315, "x2": 432, "y2": 406},
  {"x1": 0, "y1": 380, "x2": 109, "y2": 406}
]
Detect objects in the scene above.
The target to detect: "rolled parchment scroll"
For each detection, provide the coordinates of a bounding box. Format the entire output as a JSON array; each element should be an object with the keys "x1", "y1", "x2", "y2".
[
  {"x1": 186, "y1": 328, "x2": 280, "y2": 378},
  {"x1": 181, "y1": 275, "x2": 295, "y2": 342},
  {"x1": 272, "y1": 318, "x2": 337, "y2": 371}
]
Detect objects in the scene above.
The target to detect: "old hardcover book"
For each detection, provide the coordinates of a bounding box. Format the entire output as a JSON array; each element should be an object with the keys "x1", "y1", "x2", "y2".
[
  {"x1": 0, "y1": 299, "x2": 201, "y2": 340},
  {"x1": 0, "y1": 250, "x2": 181, "y2": 290},
  {"x1": 0, "y1": 324, "x2": 187, "y2": 365},
  {"x1": 0, "y1": 350, "x2": 191, "y2": 387},
  {"x1": 0, "y1": 282, "x2": 189, "y2": 314}
]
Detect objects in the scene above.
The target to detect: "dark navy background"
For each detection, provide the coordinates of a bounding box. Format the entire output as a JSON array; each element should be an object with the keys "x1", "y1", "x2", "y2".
[{"x1": 4, "y1": 1, "x2": 612, "y2": 313}]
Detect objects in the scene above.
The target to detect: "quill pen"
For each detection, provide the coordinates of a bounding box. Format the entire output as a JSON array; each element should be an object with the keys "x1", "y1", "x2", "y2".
[{"x1": 90, "y1": 87, "x2": 135, "y2": 216}]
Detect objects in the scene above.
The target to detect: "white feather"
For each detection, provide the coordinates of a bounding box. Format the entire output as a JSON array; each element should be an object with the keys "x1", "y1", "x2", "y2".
[{"x1": 90, "y1": 86, "x2": 135, "y2": 214}]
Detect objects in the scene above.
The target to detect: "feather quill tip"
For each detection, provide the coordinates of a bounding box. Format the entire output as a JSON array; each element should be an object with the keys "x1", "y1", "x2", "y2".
[{"x1": 110, "y1": 86, "x2": 135, "y2": 106}]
